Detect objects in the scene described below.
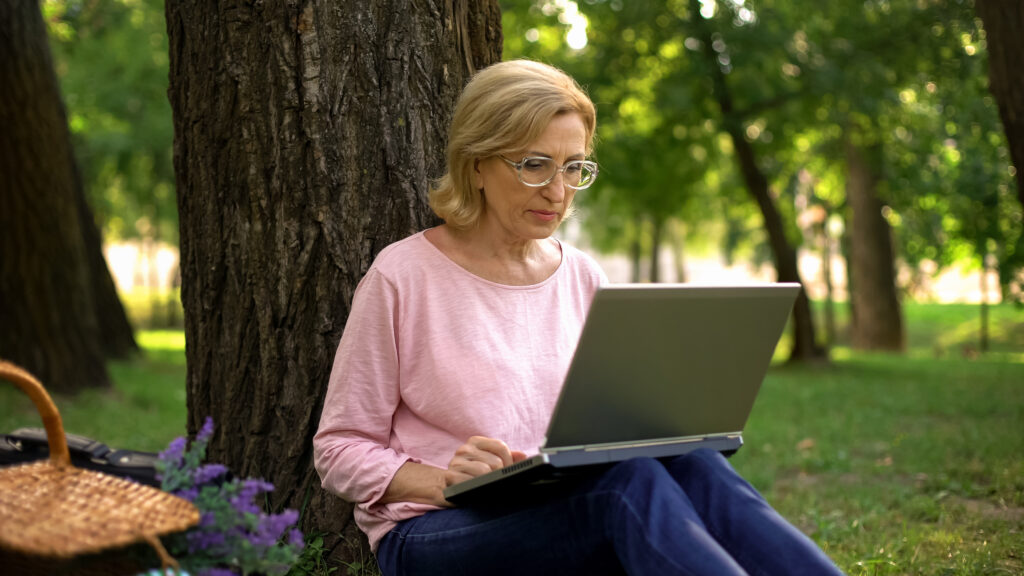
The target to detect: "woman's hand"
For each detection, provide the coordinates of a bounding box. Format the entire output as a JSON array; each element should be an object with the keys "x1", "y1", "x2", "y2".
[
  {"x1": 379, "y1": 436, "x2": 527, "y2": 509},
  {"x1": 444, "y1": 436, "x2": 528, "y2": 488}
]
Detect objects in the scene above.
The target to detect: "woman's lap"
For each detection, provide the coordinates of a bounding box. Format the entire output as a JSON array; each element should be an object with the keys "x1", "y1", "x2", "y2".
[
  {"x1": 377, "y1": 490, "x2": 626, "y2": 576},
  {"x1": 376, "y1": 449, "x2": 842, "y2": 576}
]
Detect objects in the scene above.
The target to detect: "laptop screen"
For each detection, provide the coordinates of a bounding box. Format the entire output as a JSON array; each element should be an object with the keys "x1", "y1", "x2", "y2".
[{"x1": 543, "y1": 283, "x2": 799, "y2": 450}]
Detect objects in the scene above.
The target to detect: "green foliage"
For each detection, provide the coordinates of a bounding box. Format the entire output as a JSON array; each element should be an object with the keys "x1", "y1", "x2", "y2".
[
  {"x1": 43, "y1": 0, "x2": 176, "y2": 243},
  {"x1": 501, "y1": 0, "x2": 1021, "y2": 293},
  {"x1": 285, "y1": 533, "x2": 340, "y2": 576}
]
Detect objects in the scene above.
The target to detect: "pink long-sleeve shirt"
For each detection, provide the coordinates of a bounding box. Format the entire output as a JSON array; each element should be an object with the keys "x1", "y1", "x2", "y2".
[{"x1": 313, "y1": 230, "x2": 606, "y2": 550}]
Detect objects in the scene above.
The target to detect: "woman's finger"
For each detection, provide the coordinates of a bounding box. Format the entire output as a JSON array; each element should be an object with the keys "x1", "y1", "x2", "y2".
[{"x1": 466, "y1": 436, "x2": 515, "y2": 467}]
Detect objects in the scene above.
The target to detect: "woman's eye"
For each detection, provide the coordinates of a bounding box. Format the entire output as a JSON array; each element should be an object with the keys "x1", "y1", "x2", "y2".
[
  {"x1": 565, "y1": 163, "x2": 583, "y2": 174},
  {"x1": 523, "y1": 159, "x2": 549, "y2": 172}
]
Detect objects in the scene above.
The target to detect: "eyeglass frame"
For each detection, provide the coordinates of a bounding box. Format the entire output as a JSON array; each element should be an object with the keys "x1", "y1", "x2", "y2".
[{"x1": 498, "y1": 155, "x2": 599, "y2": 190}]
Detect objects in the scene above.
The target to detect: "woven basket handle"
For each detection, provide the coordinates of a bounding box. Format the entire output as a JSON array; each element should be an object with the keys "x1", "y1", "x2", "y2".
[{"x1": 0, "y1": 360, "x2": 71, "y2": 468}]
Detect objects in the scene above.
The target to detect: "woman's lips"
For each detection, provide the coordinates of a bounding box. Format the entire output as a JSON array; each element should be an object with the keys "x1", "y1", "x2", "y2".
[{"x1": 530, "y1": 210, "x2": 558, "y2": 222}]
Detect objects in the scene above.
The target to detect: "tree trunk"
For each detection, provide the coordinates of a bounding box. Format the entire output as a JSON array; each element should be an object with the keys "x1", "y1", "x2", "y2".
[
  {"x1": 631, "y1": 214, "x2": 643, "y2": 282},
  {"x1": 732, "y1": 130, "x2": 825, "y2": 362},
  {"x1": 165, "y1": 0, "x2": 502, "y2": 565},
  {"x1": 670, "y1": 220, "x2": 688, "y2": 283},
  {"x1": 75, "y1": 167, "x2": 139, "y2": 358},
  {"x1": 821, "y1": 223, "x2": 836, "y2": 348},
  {"x1": 980, "y1": 247, "x2": 990, "y2": 353},
  {"x1": 845, "y1": 137, "x2": 904, "y2": 351},
  {"x1": 0, "y1": 0, "x2": 114, "y2": 392},
  {"x1": 650, "y1": 217, "x2": 664, "y2": 283},
  {"x1": 974, "y1": 1, "x2": 1024, "y2": 209},
  {"x1": 689, "y1": 0, "x2": 825, "y2": 362}
]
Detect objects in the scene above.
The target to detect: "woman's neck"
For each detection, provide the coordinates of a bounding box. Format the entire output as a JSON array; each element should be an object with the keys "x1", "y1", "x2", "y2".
[{"x1": 426, "y1": 225, "x2": 562, "y2": 286}]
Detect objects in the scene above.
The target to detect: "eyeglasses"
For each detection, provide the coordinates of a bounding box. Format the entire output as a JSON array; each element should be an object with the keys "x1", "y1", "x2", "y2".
[{"x1": 499, "y1": 156, "x2": 599, "y2": 190}]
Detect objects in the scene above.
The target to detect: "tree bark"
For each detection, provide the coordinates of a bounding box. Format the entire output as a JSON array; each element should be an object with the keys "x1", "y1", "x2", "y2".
[
  {"x1": 974, "y1": 1, "x2": 1024, "y2": 209},
  {"x1": 631, "y1": 214, "x2": 643, "y2": 282},
  {"x1": 670, "y1": 220, "x2": 688, "y2": 283},
  {"x1": 689, "y1": 0, "x2": 825, "y2": 362},
  {"x1": 821, "y1": 223, "x2": 836, "y2": 348},
  {"x1": 165, "y1": 0, "x2": 502, "y2": 564},
  {"x1": 845, "y1": 137, "x2": 905, "y2": 351},
  {"x1": 0, "y1": 0, "x2": 118, "y2": 392},
  {"x1": 650, "y1": 217, "x2": 664, "y2": 283}
]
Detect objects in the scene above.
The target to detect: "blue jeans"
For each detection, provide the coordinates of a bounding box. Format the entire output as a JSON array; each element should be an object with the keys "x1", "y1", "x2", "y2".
[{"x1": 376, "y1": 449, "x2": 843, "y2": 576}]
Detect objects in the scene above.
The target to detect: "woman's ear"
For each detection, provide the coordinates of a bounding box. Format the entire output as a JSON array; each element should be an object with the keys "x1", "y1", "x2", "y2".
[{"x1": 473, "y1": 158, "x2": 484, "y2": 191}]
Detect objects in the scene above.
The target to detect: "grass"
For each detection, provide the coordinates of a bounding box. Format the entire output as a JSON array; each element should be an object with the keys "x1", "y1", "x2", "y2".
[
  {"x1": 1, "y1": 302, "x2": 1021, "y2": 574},
  {"x1": 734, "y1": 354, "x2": 1024, "y2": 575},
  {"x1": 0, "y1": 330, "x2": 188, "y2": 452}
]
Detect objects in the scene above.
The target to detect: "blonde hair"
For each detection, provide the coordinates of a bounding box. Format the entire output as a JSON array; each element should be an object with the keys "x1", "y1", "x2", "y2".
[{"x1": 429, "y1": 60, "x2": 597, "y2": 229}]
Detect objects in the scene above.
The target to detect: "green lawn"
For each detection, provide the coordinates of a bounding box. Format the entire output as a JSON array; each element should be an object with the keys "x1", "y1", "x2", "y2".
[
  {"x1": 734, "y1": 354, "x2": 1023, "y2": 575},
  {"x1": 0, "y1": 303, "x2": 1021, "y2": 574},
  {"x1": 0, "y1": 330, "x2": 188, "y2": 452}
]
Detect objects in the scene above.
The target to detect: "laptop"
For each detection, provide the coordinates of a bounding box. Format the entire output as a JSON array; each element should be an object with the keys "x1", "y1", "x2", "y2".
[{"x1": 442, "y1": 282, "x2": 801, "y2": 505}]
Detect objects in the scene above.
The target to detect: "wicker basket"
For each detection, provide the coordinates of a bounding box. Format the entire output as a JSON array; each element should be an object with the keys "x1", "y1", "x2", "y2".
[{"x1": 0, "y1": 360, "x2": 200, "y2": 575}]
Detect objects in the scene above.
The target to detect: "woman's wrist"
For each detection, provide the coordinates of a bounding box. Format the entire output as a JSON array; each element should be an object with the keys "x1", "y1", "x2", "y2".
[{"x1": 379, "y1": 461, "x2": 450, "y2": 507}]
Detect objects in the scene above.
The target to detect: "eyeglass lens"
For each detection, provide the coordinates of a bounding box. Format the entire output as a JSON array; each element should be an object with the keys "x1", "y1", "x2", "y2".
[{"x1": 520, "y1": 158, "x2": 596, "y2": 188}]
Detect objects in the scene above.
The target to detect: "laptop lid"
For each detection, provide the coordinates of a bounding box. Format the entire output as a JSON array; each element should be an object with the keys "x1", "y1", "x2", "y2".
[{"x1": 542, "y1": 283, "x2": 800, "y2": 451}]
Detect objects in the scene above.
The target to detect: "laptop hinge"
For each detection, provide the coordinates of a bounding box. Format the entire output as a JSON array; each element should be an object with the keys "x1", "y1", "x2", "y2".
[{"x1": 543, "y1": 432, "x2": 742, "y2": 454}]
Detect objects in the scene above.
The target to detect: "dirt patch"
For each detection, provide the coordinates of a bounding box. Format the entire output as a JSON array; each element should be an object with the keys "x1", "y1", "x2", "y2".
[
  {"x1": 771, "y1": 469, "x2": 1024, "y2": 526},
  {"x1": 945, "y1": 494, "x2": 1024, "y2": 525}
]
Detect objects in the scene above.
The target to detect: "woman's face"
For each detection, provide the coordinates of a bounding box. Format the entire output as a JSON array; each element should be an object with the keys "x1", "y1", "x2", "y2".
[{"x1": 473, "y1": 113, "x2": 588, "y2": 244}]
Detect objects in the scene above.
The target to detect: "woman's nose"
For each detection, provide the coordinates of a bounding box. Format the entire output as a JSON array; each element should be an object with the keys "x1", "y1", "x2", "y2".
[{"x1": 541, "y1": 172, "x2": 567, "y2": 202}]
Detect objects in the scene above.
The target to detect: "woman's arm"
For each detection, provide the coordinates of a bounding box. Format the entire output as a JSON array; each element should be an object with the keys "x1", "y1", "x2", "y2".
[
  {"x1": 378, "y1": 461, "x2": 450, "y2": 507},
  {"x1": 378, "y1": 436, "x2": 528, "y2": 508},
  {"x1": 314, "y1": 269, "x2": 412, "y2": 508}
]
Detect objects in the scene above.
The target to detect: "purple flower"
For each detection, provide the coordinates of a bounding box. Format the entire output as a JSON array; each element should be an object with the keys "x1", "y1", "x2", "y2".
[
  {"x1": 157, "y1": 418, "x2": 304, "y2": 575},
  {"x1": 174, "y1": 487, "x2": 199, "y2": 502},
  {"x1": 244, "y1": 509, "x2": 300, "y2": 549},
  {"x1": 159, "y1": 436, "x2": 187, "y2": 466},
  {"x1": 197, "y1": 416, "x2": 216, "y2": 444},
  {"x1": 230, "y1": 478, "x2": 275, "y2": 515},
  {"x1": 194, "y1": 463, "x2": 229, "y2": 485},
  {"x1": 276, "y1": 509, "x2": 299, "y2": 528},
  {"x1": 187, "y1": 527, "x2": 226, "y2": 554}
]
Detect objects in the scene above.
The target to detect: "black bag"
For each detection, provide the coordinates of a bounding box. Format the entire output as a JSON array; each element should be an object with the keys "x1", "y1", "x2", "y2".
[{"x1": 0, "y1": 428, "x2": 161, "y2": 487}]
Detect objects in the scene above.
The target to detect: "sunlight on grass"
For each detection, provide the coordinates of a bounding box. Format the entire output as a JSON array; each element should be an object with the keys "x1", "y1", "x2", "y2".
[{"x1": 136, "y1": 329, "x2": 186, "y2": 352}]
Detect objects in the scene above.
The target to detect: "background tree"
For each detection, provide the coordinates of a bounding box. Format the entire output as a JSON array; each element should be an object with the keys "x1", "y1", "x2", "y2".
[
  {"x1": 974, "y1": 0, "x2": 1024, "y2": 209},
  {"x1": 45, "y1": 0, "x2": 182, "y2": 327},
  {"x1": 505, "y1": 0, "x2": 827, "y2": 361},
  {"x1": 0, "y1": 0, "x2": 137, "y2": 393},
  {"x1": 45, "y1": 0, "x2": 178, "y2": 246},
  {"x1": 504, "y1": 0, "x2": 1018, "y2": 353},
  {"x1": 165, "y1": 0, "x2": 502, "y2": 564}
]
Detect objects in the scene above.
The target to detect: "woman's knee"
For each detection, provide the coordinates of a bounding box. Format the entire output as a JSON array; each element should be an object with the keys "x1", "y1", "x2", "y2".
[
  {"x1": 600, "y1": 457, "x2": 667, "y2": 490},
  {"x1": 670, "y1": 448, "x2": 733, "y2": 478},
  {"x1": 592, "y1": 457, "x2": 693, "y2": 516}
]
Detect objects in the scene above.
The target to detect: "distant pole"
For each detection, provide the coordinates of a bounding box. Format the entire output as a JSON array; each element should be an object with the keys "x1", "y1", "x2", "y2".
[
  {"x1": 980, "y1": 248, "x2": 990, "y2": 354},
  {"x1": 822, "y1": 222, "x2": 836, "y2": 349}
]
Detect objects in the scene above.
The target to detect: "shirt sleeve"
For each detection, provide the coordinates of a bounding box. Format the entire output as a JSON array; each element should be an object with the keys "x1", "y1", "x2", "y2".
[{"x1": 313, "y1": 268, "x2": 416, "y2": 510}]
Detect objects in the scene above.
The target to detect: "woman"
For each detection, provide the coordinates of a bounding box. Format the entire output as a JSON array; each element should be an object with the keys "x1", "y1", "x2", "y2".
[{"x1": 314, "y1": 59, "x2": 843, "y2": 576}]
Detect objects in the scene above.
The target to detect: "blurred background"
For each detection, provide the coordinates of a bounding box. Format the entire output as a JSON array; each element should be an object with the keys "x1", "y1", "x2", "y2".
[{"x1": 41, "y1": 0, "x2": 1021, "y2": 345}]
